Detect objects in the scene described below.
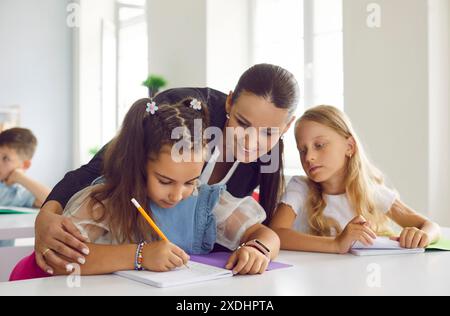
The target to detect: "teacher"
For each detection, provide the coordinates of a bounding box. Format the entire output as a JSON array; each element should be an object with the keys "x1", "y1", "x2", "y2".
[{"x1": 34, "y1": 63, "x2": 300, "y2": 272}]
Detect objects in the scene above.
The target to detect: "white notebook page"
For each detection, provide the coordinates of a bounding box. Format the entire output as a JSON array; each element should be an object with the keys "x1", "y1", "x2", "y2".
[{"x1": 115, "y1": 261, "x2": 233, "y2": 288}]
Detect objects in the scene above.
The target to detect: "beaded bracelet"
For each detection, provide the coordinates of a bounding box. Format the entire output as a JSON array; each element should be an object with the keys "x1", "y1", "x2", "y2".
[{"x1": 135, "y1": 241, "x2": 147, "y2": 271}]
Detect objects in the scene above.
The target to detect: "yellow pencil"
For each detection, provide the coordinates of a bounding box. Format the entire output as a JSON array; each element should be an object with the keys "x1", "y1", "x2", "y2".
[
  {"x1": 131, "y1": 198, "x2": 189, "y2": 269},
  {"x1": 131, "y1": 198, "x2": 169, "y2": 241}
]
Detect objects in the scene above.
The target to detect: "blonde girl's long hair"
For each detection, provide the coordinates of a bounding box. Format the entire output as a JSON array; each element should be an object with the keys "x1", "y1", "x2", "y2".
[{"x1": 296, "y1": 105, "x2": 392, "y2": 236}]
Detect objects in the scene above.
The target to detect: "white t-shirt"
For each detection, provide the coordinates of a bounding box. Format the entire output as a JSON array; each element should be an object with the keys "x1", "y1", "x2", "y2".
[{"x1": 280, "y1": 176, "x2": 398, "y2": 235}]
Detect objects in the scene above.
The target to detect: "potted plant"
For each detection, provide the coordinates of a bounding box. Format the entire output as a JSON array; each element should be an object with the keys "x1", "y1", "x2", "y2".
[{"x1": 142, "y1": 75, "x2": 168, "y2": 98}]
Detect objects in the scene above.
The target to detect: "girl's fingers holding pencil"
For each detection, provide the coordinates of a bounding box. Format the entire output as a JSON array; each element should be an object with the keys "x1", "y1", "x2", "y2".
[
  {"x1": 169, "y1": 253, "x2": 184, "y2": 268},
  {"x1": 162, "y1": 263, "x2": 174, "y2": 272},
  {"x1": 171, "y1": 245, "x2": 190, "y2": 264}
]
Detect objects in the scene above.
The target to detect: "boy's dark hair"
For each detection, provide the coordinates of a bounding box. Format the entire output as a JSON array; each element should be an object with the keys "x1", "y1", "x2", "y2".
[{"x1": 0, "y1": 128, "x2": 37, "y2": 160}]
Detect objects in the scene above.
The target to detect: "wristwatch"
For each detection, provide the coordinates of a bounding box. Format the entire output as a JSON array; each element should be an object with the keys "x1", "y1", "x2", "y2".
[{"x1": 237, "y1": 239, "x2": 271, "y2": 259}]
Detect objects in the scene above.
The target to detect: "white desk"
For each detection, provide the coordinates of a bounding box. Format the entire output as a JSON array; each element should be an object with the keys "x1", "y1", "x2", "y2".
[
  {"x1": 1, "y1": 228, "x2": 449, "y2": 296},
  {"x1": 0, "y1": 213, "x2": 37, "y2": 240}
]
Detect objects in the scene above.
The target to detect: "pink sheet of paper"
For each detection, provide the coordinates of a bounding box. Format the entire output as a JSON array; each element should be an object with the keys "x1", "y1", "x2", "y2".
[{"x1": 190, "y1": 252, "x2": 292, "y2": 271}]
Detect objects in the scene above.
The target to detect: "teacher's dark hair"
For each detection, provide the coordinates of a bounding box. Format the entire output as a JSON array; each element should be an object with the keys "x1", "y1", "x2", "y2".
[{"x1": 232, "y1": 63, "x2": 300, "y2": 223}]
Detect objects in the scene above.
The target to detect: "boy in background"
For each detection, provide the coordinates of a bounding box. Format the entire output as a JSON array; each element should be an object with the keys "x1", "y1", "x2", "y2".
[{"x1": 0, "y1": 128, "x2": 50, "y2": 247}]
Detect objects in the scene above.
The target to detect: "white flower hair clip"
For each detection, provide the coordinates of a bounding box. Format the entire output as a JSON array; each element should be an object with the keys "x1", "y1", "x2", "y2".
[
  {"x1": 146, "y1": 101, "x2": 159, "y2": 115},
  {"x1": 190, "y1": 99, "x2": 202, "y2": 111}
]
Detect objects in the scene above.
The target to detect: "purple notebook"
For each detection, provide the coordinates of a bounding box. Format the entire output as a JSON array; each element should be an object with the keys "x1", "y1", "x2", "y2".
[{"x1": 190, "y1": 252, "x2": 292, "y2": 271}]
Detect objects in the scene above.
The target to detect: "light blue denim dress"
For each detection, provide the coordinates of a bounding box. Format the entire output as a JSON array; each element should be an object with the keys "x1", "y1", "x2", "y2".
[
  {"x1": 91, "y1": 176, "x2": 225, "y2": 255},
  {"x1": 149, "y1": 184, "x2": 225, "y2": 255}
]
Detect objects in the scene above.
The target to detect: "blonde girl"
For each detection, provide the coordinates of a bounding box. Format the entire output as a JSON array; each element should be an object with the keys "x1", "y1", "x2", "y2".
[{"x1": 270, "y1": 105, "x2": 440, "y2": 254}]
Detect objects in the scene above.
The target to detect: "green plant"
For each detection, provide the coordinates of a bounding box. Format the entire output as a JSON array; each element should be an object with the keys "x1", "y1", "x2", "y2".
[
  {"x1": 88, "y1": 146, "x2": 100, "y2": 156},
  {"x1": 142, "y1": 75, "x2": 167, "y2": 96}
]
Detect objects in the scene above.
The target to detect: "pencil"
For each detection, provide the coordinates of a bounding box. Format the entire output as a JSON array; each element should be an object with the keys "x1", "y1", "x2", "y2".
[{"x1": 131, "y1": 198, "x2": 189, "y2": 269}]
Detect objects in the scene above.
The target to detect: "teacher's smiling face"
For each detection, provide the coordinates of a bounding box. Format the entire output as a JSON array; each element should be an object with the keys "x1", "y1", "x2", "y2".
[{"x1": 225, "y1": 90, "x2": 295, "y2": 163}]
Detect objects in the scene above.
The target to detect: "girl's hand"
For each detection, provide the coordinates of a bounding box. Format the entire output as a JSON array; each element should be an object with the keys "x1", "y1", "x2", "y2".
[
  {"x1": 35, "y1": 209, "x2": 90, "y2": 274},
  {"x1": 334, "y1": 216, "x2": 377, "y2": 254},
  {"x1": 391, "y1": 227, "x2": 430, "y2": 249},
  {"x1": 142, "y1": 241, "x2": 190, "y2": 272},
  {"x1": 225, "y1": 246, "x2": 270, "y2": 275}
]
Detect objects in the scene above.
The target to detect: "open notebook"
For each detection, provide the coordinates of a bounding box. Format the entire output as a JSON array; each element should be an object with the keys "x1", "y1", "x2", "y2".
[
  {"x1": 351, "y1": 237, "x2": 425, "y2": 256},
  {"x1": 0, "y1": 206, "x2": 39, "y2": 215},
  {"x1": 115, "y1": 261, "x2": 233, "y2": 288},
  {"x1": 114, "y1": 252, "x2": 292, "y2": 288}
]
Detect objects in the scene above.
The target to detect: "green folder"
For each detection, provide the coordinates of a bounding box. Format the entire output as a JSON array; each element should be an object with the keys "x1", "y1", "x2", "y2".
[
  {"x1": 0, "y1": 208, "x2": 37, "y2": 215},
  {"x1": 426, "y1": 239, "x2": 450, "y2": 251}
]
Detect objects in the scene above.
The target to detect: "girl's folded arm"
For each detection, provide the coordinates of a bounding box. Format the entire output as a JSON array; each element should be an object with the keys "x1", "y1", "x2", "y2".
[
  {"x1": 52, "y1": 195, "x2": 137, "y2": 276},
  {"x1": 386, "y1": 199, "x2": 441, "y2": 243},
  {"x1": 53, "y1": 243, "x2": 136, "y2": 276},
  {"x1": 269, "y1": 203, "x2": 338, "y2": 253}
]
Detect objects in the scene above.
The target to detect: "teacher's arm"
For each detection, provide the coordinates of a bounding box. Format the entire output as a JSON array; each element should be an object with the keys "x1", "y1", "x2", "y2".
[{"x1": 34, "y1": 145, "x2": 107, "y2": 275}]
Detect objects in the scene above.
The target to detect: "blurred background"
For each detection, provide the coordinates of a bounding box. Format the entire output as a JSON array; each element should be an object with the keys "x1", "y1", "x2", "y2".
[{"x1": 0, "y1": 0, "x2": 448, "y2": 225}]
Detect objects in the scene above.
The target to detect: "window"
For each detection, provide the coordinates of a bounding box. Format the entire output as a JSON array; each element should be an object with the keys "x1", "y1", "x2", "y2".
[
  {"x1": 76, "y1": 0, "x2": 148, "y2": 165},
  {"x1": 251, "y1": 0, "x2": 343, "y2": 175},
  {"x1": 117, "y1": 0, "x2": 149, "y2": 125}
]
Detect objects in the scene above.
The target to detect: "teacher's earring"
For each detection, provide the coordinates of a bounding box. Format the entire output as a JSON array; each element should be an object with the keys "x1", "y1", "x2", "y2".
[{"x1": 226, "y1": 113, "x2": 231, "y2": 120}]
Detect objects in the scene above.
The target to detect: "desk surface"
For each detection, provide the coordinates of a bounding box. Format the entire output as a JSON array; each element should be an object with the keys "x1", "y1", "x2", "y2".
[
  {"x1": 1, "y1": 251, "x2": 450, "y2": 296},
  {"x1": 1, "y1": 229, "x2": 449, "y2": 296},
  {"x1": 0, "y1": 213, "x2": 37, "y2": 240}
]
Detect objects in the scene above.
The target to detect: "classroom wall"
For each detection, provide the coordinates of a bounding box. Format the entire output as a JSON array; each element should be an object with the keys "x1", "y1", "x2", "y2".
[
  {"x1": 343, "y1": 0, "x2": 429, "y2": 213},
  {"x1": 147, "y1": 0, "x2": 251, "y2": 92},
  {"x1": 343, "y1": 0, "x2": 450, "y2": 225},
  {"x1": 0, "y1": 0, "x2": 73, "y2": 187},
  {"x1": 206, "y1": 0, "x2": 251, "y2": 93},
  {"x1": 147, "y1": 0, "x2": 208, "y2": 88},
  {"x1": 428, "y1": 0, "x2": 450, "y2": 225}
]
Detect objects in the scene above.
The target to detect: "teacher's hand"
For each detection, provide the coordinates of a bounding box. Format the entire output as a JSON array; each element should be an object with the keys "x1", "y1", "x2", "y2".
[{"x1": 35, "y1": 201, "x2": 90, "y2": 274}]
